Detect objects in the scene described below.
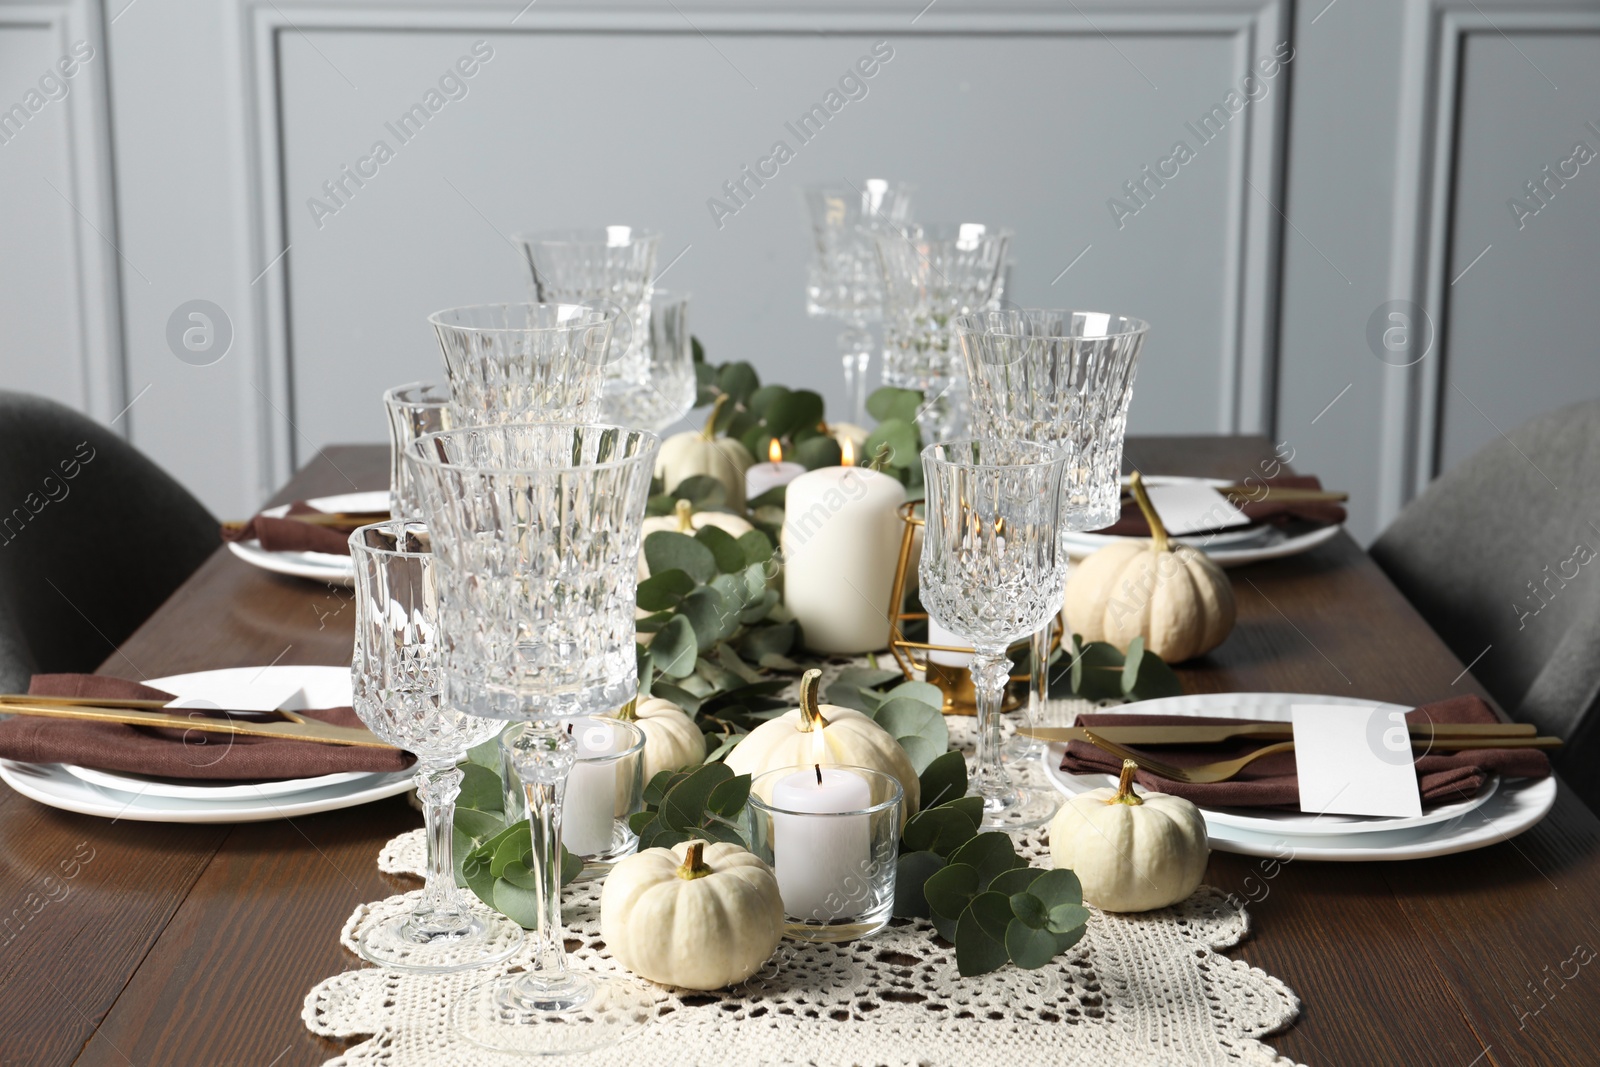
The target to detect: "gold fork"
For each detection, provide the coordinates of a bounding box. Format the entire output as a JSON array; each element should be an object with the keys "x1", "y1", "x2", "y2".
[{"x1": 1082, "y1": 730, "x2": 1561, "y2": 785}]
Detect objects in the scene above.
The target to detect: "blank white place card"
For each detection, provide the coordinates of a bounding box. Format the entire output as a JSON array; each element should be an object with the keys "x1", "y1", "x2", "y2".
[
  {"x1": 1290, "y1": 704, "x2": 1423, "y2": 818},
  {"x1": 1142, "y1": 483, "x2": 1250, "y2": 536}
]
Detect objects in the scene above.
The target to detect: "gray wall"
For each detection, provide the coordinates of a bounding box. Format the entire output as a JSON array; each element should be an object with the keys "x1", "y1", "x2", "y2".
[{"x1": 3, "y1": 0, "x2": 1597, "y2": 544}]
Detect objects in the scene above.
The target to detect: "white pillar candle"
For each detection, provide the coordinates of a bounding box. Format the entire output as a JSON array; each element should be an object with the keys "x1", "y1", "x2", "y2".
[
  {"x1": 771, "y1": 766, "x2": 873, "y2": 921},
  {"x1": 925, "y1": 615, "x2": 973, "y2": 668},
  {"x1": 561, "y1": 720, "x2": 619, "y2": 857},
  {"x1": 746, "y1": 461, "x2": 806, "y2": 500},
  {"x1": 782, "y1": 465, "x2": 907, "y2": 653}
]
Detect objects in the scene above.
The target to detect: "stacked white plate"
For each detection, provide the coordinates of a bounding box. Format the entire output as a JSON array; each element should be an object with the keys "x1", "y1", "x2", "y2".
[
  {"x1": 0, "y1": 665, "x2": 413, "y2": 823},
  {"x1": 225, "y1": 490, "x2": 389, "y2": 585},
  {"x1": 1061, "y1": 476, "x2": 1342, "y2": 568},
  {"x1": 1044, "y1": 692, "x2": 1558, "y2": 861}
]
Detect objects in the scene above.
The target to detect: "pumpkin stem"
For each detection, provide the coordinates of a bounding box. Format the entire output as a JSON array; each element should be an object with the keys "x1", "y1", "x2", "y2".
[
  {"x1": 614, "y1": 697, "x2": 638, "y2": 723},
  {"x1": 1129, "y1": 471, "x2": 1171, "y2": 554},
  {"x1": 673, "y1": 498, "x2": 695, "y2": 532},
  {"x1": 867, "y1": 442, "x2": 894, "y2": 472},
  {"x1": 702, "y1": 394, "x2": 729, "y2": 441},
  {"x1": 797, "y1": 669, "x2": 829, "y2": 732},
  {"x1": 1111, "y1": 759, "x2": 1144, "y2": 806},
  {"x1": 677, "y1": 840, "x2": 712, "y2": 880}
]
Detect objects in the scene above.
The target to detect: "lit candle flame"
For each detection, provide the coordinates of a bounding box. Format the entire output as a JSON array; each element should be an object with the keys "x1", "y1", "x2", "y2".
[
  {"x1": 840, "y1": 437, "x2": 856, "y2": 467},
  {"x1": 811, "y1": 728, "x2": 826, "y2": 767},
  {"x1": 768, "y1": 438, "x2": 784, "y2": 465}
]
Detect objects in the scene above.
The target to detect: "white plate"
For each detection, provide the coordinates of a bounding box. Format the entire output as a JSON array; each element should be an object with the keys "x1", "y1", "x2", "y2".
[
  {"x1": 1198, "y1": 777, "x2": 1557, "y2": 861},
  {"x1": 1064, "y1": 476, "x2": 1343, "y2": 567},
  {"x1": 225, "y1": 490, "x2": 388, "y2": 586},
  {"x1": 1045, "y1": 691, "x2": 1505, "y2": 837},
  {"x1": 1, "y1": 665, "x2": 413, "y2": 822}
]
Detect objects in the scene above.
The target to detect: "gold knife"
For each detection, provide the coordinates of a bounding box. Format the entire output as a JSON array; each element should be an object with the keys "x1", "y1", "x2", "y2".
[
  {"x1": 0, "y1": 702, "x2": 394, "y2": 749},
  {"x1": 1020, "y1": 722, "x2": 1540, "y2": 745}
]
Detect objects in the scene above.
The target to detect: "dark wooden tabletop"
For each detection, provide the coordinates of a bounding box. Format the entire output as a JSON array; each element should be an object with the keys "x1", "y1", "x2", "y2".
[{"x1": 3, "y1": 437, "x2": 1596, "y2": 1067}]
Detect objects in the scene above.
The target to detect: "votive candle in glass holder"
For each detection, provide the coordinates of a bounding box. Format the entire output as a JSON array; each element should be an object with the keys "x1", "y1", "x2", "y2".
[
  {"x1": 748, "y1": 766, "x2": 902, "y2": 942},
  {"x1": 560, "y1": 715, "x2": 646, "y2": 871}
]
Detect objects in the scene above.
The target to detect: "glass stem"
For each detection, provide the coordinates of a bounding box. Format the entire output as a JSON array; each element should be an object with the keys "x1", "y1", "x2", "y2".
[
  {"x1": 1026, "y1": 618, "x2": 1054, "y2": 749},
  {"x1": 503, "y1": 720, "x2": 576, "y2": 992},
  {"x1": 415, "y1": 761, "x2": 467, "y2": 924},
  {"x1": 838, "y1": 327, "x2": 873, "y2": 424},
  {"x1": 969, "y1": 647, "x2": 1015, "y2": 805}
]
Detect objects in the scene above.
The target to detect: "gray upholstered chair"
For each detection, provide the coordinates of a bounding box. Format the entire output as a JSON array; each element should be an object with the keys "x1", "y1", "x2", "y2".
[
  {"x1": 0, "y1": 391, "x2": 219, "y2": 688},
  {"x1": 1370, "y1": 398, "x2": 1600, "y2": 812}
]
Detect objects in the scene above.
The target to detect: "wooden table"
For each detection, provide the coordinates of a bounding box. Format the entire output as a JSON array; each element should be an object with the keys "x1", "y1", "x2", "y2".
[{"x1": 3, "y1": 437, "x2": 1596, "y2": 1066}]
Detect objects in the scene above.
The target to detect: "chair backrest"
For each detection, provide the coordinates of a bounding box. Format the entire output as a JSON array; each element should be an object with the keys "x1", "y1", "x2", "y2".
[
  {"x1": 1370, "y1": 397, "x2": 1600, "y2": 807},
  {"x1": 0, "y1": 391, "x2": 218, "y2": 680}
]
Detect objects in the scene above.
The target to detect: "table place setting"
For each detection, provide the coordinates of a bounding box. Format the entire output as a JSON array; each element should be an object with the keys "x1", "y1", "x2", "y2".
[{"x1": 3, "y1": 181, "x2": 1583, "y2": 1067}]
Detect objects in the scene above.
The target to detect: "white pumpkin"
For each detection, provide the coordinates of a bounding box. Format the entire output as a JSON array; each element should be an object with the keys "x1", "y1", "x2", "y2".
[
  {"x1": 656, "y1": 395, "x2": 755, "y2": 511},
  {"x1": 725, "y1": 670, "x2": 920, "y2": 818},
  {"x1": 1063, "y1": 471, "x2": 1236, "y2": 662},
  {"x1": 638, "y1": 500, "x2": 755, "y2": 581},
  {"x1": 616, "y1": 695, "x2": 706, "y2": 783},
  {"x1": 1050, "y1": 759, "x2": 1209, "y2": 913},
  {"x1": 601, "y1": 839, "x2": 783, "y2": 990}
]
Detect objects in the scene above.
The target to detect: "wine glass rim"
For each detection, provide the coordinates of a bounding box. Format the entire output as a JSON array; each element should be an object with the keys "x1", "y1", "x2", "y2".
[
  {"x1": 427, "y1": 302, "x2": 619, "y2": 335},
  {"x1": 510, "y1": 227, "x2": 661, "y2": 247},
  {"x1": 407, "y1": 422, "x2": 659, "y2": 475},
  {"x1": 348, "y1": 518, "x2": 433, "y2": 559},
  {"x1": 383, "y1": 381, "x2": 449, "y2": 406},
  {"x1": 881, "y1": 222, "x2": 1014, "y2": 241},
  {"x1": 953, "y1": 309, "x2": 1151, "y2": 341},
  {"x1": 921, "y1": 437, "x2": 1067, "y2": 471}
]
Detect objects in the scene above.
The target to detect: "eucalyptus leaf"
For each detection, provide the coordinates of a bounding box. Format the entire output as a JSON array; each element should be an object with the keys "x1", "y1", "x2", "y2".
[
  {"x1": 886, "y1": 681, "x2": 946, "y2": 709},
  {"x1": 649, "y1": 616, "x2": 698, "y2": 679},
  {"x1": 659, "y1": 762, "x2": 734, "y2": 830},
  {"x1": 1047, "y1": 903, "x2": 1091, "y2": 936},
  {"x1": 464, "y1": 731, "x2": 506, "y2": 772},
  {"x1": 1009, "y1": 891, "x2": 1050, "y2": 929},
  {"x1": 765, "y1": 389, "x2": 824, "y2": 439},
  {"x1": 747, "y1": 383, "x2": 791, "y2": 418},
  {"x1": 902, "y1": 806, "x2": 979, "y2": 859},
  {"x1": 644, "y1": 531, "x2": 717, "y2": 585},
  {"x1": 748, "y1": 485, "x2": 788, "y2": 510},
  {"x1": 924, "y1": 861, "x2": 980, "y2": 921},
  {"x1": 864, "y1": 418, "x2": 919, "y2": 468},
  {"x1": 917, "y1": 750, "x2": 969, "y2": 810},
  {"x1": 1006, "y1": 920, "x2": 1078, "y2": 970},
  {"x1": 968, "y1": 890, "x2": 1014, "y2": 943},
  {"x1": 703, "y1": 730, "x2": 744, "y2": 764},
  {"x1": 792, "y1": 436, "x2": 842, "y2": 470},
  {"x1": 706, "y1": 773, "x2": 752, "y2": 817},
  {"x1": 867, "y1": 386, "x2": 923, "y2": 424},
  {"x1": 872, "y1": 696, "x2": 949, "y2": 774},
  {"x1": 943, "y1": 795, "x2": 984, "y2": 831},
  {"x1": 738, "y1": 530, "x2": 774, "y2": 566},
  {"x1": 457, "y1": 763, "x2": 503, "y2": 814},
  {"x1": 948, "y1": 833, "x2": 1027, "y2": 889},
  {"x1": 493, "y1": 879, "x2": 544, "y2": 928},
  {"x1": 1027, "y1": 867, "x2": 1085, "y2": 911},
  {"x1": 831, "y1": 666, "x2": 903, "y2": 691},
  {"x1": 738, "y1": 621, "x2": 795, "y2": 662},
  {"x1": 669, "y1": 475, "x2": 728, "y2": 507},
  {"x1": 897, "y1": 735, "x2": 946, "y2": 775},
  {"x1": 696, "y1": 525, "x2": 747, "y2": 573},
  {"x1": 637, "y1": 569, "x2": 695, "y2": 611},
  {"x1": 1121, "y1": 635, "x2": 1146, "y2": 695},
  {"x1": 650, "y1": 679, "x2": 702, "y2": 712},
  {"x1": 821, "y1": 683, "x2": 881, "y2": 716},
  {"x1": 894, "y1": 850, "x2": 947, "y2": 919},
  {"x1": 717, "y1": 362, "x2": 760, "y2": 405},
  {"x1": 714, "y1": 643, "x2": 764, "y2": 685},
  {"x1": 987, "y1": 867, "x2": 1045, "y2": 898},
  {"x1": 955, "y1": 898, "x2": 1011, "y2": 977}
]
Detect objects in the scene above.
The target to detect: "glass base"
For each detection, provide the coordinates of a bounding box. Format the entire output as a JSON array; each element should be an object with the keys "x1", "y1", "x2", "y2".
[
  {"x1": 454, "y1": 971, "x2": 659, "y2": 1056},
  {"x1": 783, "y1": 901, "x2": 893, "y2": 944},
  {"x1": 974, "y1": 784, "x2": 1060, "y2": 832},
  {"x1": 568, "y1": 822, "x2": 640, "y2": 881},
  {"x1": 357, "y1": 907, "x2": 524, "y2": 974}
]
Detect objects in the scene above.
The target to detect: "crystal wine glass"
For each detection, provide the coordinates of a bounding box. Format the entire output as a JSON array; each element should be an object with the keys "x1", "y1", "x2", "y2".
[
  {"x1": 407, "y1": 422, "x2": 661, "y2": 1055},
  {"x1": 919, "y1": 438, "x2": 1069, "y2": 830},
  {"x1": 516, "y1": 226, "x2": 660, "y2": 384},
  {"x1": 383, "y1": 382, "x2": 452, "y2": 520},
  {"x1": 874, "y1": 222, "x2": 1012, "y2": 443},
  {"x1": 429, "y1": 302, "x2": 616, "y2": 428},
  {"x1": 803, "y1": 180, "x2": 914, "y2": 423},
  {"x1": 956, "y1": 308, "x2": 1149, "y2": 764},
  {"x1": 598, "y1": 288, "x2": 696, "y2": 433},
  {"x1": 348, "y1": 519, "x2": 524, "y2": 972}
]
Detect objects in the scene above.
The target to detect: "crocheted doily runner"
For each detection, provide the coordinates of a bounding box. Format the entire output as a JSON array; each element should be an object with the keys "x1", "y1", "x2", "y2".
[{"x1": 304, "y1": 716, "x2": 1305, "y2": 1066}]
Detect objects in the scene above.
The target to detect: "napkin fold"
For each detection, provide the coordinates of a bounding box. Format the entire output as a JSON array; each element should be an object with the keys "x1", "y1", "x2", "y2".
[
  {"x1": 1059, "y1": 695, "x2": 1549, "y2": 809},
  {"x1": 0, "y1": 674, "x2": 412, "y2": 781},
  {"x1": 222, "y1": 501, "x2": 355, "y2": 556},
  {"x1": 1100, "y1": 475, "x2": 1347, "y2": 537}
]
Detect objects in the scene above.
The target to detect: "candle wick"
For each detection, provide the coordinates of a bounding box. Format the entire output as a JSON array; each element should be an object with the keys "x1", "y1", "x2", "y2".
[
  {"x1": 814, "y1": 764, "x2": 823, "y2": 785},
  {"x1": 566, "y1": 723, "x2": 573, "y2": 736}
]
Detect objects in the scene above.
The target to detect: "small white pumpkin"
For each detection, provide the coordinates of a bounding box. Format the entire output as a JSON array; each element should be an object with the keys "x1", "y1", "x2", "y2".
[
  {"x1": 601, "y1": 839, "x2": 783, "y2": 990},
  {"x1": 638, "y1": 500, "x2": 756, "y2": 581},
  {"x1": 1063, "y1": 471, "x2": 1236, "y2": 662},
  {"x1": 656, "y1": 395, "x2": 755, "y2": 511},
  {"x1": 616, "y1": 695, "x2": 706, "y2": 783},
  {"x1": 1050, "y1": 759, "x2": 1209, "y2": 912},
  {"x1": 725, "y1": 670, "x2": 920, "y2": 818}
]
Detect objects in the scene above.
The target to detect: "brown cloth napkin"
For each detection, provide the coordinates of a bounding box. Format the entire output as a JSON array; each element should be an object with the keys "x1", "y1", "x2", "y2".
[
  {"x1": 221, "y1": 501, "x2": 355, "y2": 556},
  {"x1": 1059, "y1": 695, "x2": 1549, "y2": 809},
  {"x1": 1100, "y1": 475, "x2": 1347, "y2": 537},
  {"x1": 0, "y1": 674, "x2": 412, "y2": 781}
]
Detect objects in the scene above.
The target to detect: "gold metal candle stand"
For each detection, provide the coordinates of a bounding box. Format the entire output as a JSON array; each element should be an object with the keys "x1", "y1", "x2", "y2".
[{"x1": 885, "y1": 501, "x2": 1051, "y2": 715}]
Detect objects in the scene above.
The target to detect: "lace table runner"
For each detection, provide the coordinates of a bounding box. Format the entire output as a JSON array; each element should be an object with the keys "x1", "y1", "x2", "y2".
[{"x1": 304, "y1": 716, "x2": 1305, "y2": 1067}]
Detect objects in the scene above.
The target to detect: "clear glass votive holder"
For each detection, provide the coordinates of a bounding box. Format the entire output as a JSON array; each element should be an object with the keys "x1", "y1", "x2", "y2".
[
  {"x1": 383, "y1": 382, "x2": 451, "y2": 520},
  {"x1": 539, "y1": 715, "x2": 645, "y2": 875},
  {"x1": 748, "y1": 766, "x2": 902, "y2": 943}
]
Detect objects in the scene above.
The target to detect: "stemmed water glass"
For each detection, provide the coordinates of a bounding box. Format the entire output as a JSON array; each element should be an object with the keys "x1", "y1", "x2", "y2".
[
  {"x1": 516, "y1": 226, "x2": 660, "y2": 387},
  {"x1": 919, "y1": 438, "x2": 1070, "y2": 830},
  {"x1": 802, "y1": 180, "x2": 914, "y2": 423},
  {"x1": 874, "y1": 222, "x2": 1012, "y2": 443},
  {"x1": 348, "y1": 519, "x2": 524, "y2": 972},
  {"x1": 429, "y1": 302, "x2": 616, "y2": 428},
  {"x1": 383, "y1": 383, "x2": 452, "y2": 520},
  {"x1": 407, "y1": 422, "x2": 661, "y2": 1055},
  {"x1": 956, "y1": 309, "x2": 1149, "y2": 755},
  {"x1": 597, "y1": 288, "x2": 696, "y2": 433}
]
